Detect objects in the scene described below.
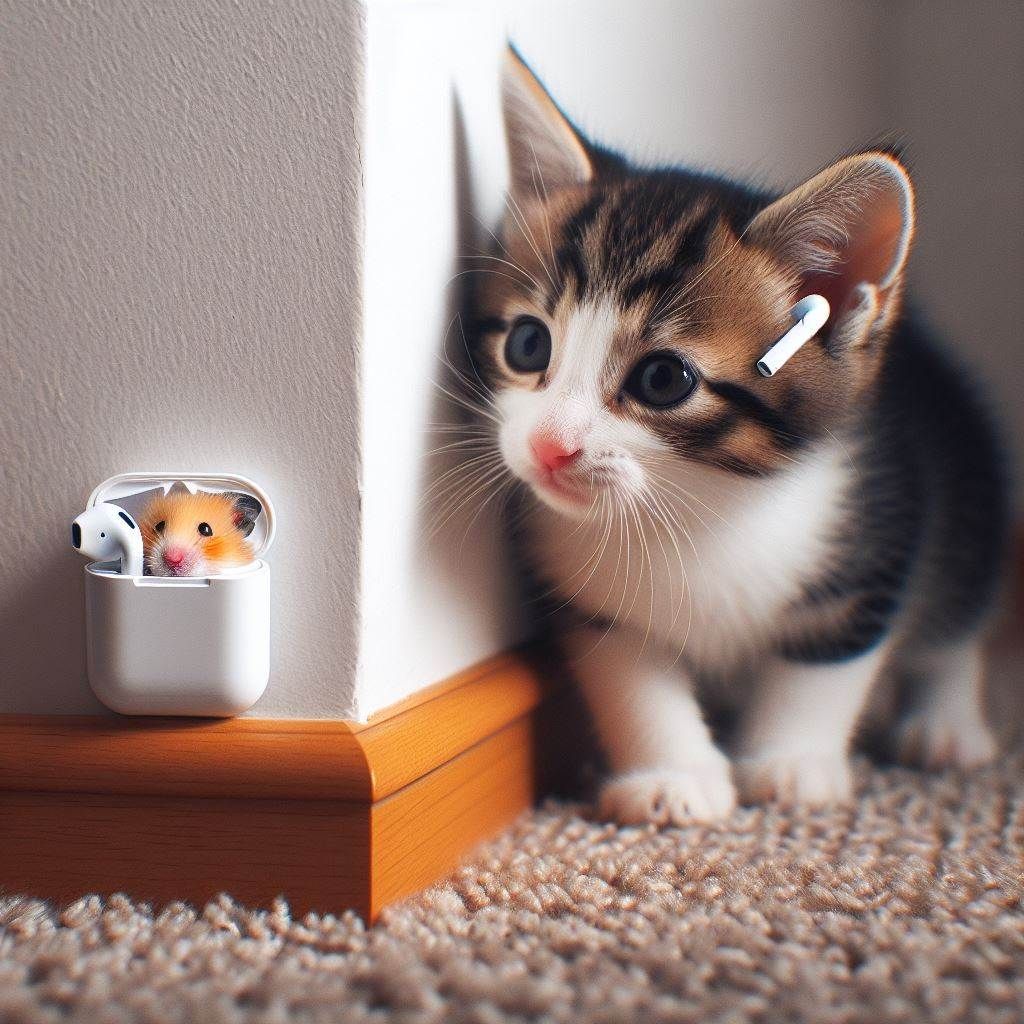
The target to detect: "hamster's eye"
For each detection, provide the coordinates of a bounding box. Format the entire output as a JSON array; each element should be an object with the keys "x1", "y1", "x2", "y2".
[
  {"x1": 100, "y1": 532, "x2": 106, "y2": 538},
  {"x1": 198, "y1": 522, "x2": 213, "y2": 537},
  {"x1": 504, "y1": 317, "x2": 552, "y2": 374},
  {"x1": 154, "y1": 520, "x2": 166, "y2": 534},
  {"x1": 624, "y1": 351, "x2": 698, "y2": 409}
]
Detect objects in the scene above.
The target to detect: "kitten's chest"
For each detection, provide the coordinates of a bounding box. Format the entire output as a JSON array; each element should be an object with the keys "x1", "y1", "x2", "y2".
[{"x1": 527, "y1": 450, "x2": 848, "y2": 670}]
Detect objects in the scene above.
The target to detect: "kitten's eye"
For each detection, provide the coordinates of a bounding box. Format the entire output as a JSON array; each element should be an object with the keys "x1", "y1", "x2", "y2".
[
  {"x1": 154, "y1": 521, "x2": 165, "y2": 534},
  {"x1": 624, "y1": 351, "x2": 698, "y2": 408},
  {"x1": 198, "y1": 522, "x2": 213, "y2": 537},
  {"x1": 504, "y1": 317, "x2": 552, "y2": 374}
]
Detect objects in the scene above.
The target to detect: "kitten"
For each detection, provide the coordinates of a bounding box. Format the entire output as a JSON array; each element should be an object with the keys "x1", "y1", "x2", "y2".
[{"x1": 462, "y1": 48, "x2": 1008, "y2": 825}]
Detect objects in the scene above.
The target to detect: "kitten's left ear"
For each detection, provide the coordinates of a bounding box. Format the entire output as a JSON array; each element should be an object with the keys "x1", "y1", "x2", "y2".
[
  {"x1": 502, "y1": 44, "x2": 594, "y2": 199},
  {"x1": 747, "y1": 152, "x2": 915, "y2": 349},
  {"x1": 226, "y1": 492, "x2": 262, "y2": 538}
]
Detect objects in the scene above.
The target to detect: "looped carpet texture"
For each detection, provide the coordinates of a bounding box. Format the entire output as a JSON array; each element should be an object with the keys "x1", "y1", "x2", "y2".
[{"x1": 2, "y1": 759, "x2": 1023, "y2": 1023}]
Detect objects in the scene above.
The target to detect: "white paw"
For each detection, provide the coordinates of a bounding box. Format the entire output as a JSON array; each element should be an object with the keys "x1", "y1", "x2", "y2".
[
  {"x1": 598, "y1": 764, "x2": 737, "y2": 826},
  {"x1": 896, "y1": 711, "x2": 998, "y2": 770},
  {"x1": 734, "y1": 752, "x2": 853, "y2": 809}
]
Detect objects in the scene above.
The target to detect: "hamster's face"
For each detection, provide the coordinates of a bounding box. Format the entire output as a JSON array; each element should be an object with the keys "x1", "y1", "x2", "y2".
[{"x1": 140, "y1": 492, "x2": 257, "y2": 577}]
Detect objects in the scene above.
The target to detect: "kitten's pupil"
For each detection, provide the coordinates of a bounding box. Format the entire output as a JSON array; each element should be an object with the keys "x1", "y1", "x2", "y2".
[
  {"x1": 505, "y1": 317, "x2": 552, "y2": 374},
  {"x1": 648, "y1": 363, "x2": 673, "y2": 392},
  {"x1": 626, "y1": 352, "x2": 697, "y2": 408}
]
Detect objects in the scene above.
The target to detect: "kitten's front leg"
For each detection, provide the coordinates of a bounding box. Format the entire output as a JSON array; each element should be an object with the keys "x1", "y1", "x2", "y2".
[
  {"x1": 734, "y1": 646, "x2": 888, "y2": 809},
  {"x1": 567, "y1": 623, "x2": 736, "y2": 825}
]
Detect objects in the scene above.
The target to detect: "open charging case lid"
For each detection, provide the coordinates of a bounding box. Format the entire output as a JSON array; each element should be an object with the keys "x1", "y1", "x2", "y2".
[{"x1": 87, "y1": 472, "x2": 276, "y2": 561}]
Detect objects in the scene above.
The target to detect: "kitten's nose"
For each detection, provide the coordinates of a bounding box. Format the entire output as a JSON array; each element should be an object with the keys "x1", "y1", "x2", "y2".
[{"x1": 530, "y1": 433, "x2": 581, "y2": 473}]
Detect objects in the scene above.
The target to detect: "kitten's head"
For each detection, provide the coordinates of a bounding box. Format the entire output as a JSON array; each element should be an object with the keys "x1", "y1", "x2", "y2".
[{"x1": 471, "y1": 47, "x2": 915, "y2": 518}]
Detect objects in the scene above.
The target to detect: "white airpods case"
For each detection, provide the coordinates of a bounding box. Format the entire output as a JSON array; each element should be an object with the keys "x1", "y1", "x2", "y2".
[{"x1": 82, "y1": 472, "x2": 275, "y2": 717}]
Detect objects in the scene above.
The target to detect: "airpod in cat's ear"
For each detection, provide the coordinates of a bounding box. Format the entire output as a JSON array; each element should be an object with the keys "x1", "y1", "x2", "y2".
[
  {"x1": 71, "y1": 503, "x2": 144, "y2": 576},
  {"x1": 756, "y1": 294, "x2": 831, "y2": 378}
]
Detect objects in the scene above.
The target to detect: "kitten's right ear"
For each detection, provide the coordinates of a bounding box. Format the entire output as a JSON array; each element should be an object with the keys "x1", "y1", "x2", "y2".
[
  {"x1": 502, "y1": 44, "x2": 593, "y2": 199},
  {"x1": 746, "y1": 152, "x2": 915, "y2": 351}
]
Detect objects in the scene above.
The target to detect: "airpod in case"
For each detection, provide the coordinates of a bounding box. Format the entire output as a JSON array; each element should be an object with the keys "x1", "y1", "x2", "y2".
[{"x1": 79, "y1": 472, "x2": 275, "y2": 717}]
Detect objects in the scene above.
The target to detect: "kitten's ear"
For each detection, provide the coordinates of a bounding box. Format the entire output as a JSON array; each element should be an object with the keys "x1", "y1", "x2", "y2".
[
  {"x1": 502, "y1": 44, "x2": 594, "y2": 199},
  {"x1": 226, "y1": 492, "x2": 262, "y2": 538},
  {"x1": 747, "y1": 152, "x2": 915, "y2": 348}
]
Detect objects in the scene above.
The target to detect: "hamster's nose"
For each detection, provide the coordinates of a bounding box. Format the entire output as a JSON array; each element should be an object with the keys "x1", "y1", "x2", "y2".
[
  {"x1": 163, "y1": 547, "x2": 185, "y2": 568},
  {"x1": 71, "y1": 522, "x2": 82, "y2": 549}
]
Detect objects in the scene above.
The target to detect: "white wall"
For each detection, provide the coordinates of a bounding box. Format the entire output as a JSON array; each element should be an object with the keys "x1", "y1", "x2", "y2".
[
  {"x1": 357, "y1": 2, "x2": 524, "y2": 717},
  {"x1": 0, "y1": 1, "x2": 364, "y2": 716}
]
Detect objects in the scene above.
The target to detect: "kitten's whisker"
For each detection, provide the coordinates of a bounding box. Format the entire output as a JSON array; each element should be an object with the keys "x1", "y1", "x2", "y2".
[
  {"x1": 579, "y1": 499, "x2": 626, "y2": 637},
  {"x1": 452, "y1": 312, "x2": 500, "y2": 410},
  {"x1": 422, "y1": 453, "x2": 505, "y2": 505},
  {"x1": 430, "y1": 378, "x2": 502, "y2": 427},
  {"x1": 629, "y1": 494, "x2": 658, "y2": 662},
  {"x1": 437, "y1": 314, "x2": 499, "y2": 411},
  {"x1": 458, "y1": 472, "x2": 515, "y2": 554},
  {"x1": 644, "y1": 491, "x2": 693, "y2": 664},
  {"x1": 539, "y1": 492, "x2": 614, "y2": 610},
  {"x1": 527, "y1": 142, "x2": 559, "y2": 284},
  {"x1": 446, "y1": 267, "x2": 545, "y2": 302},
  {"x1": 504, "y1": 191, "x2": 557, "y2": 291},
  {"x1": 427, "y1": 461, "x2": 510, "y2": 539},
  {"x1": 590, "y1": 500, "x2": 637, "y2": 655},
  {"x1": 456, "y1": 254, "x2": 542, "y2": 294},
  {"x1": 425, "y1": 423, "x2": 495, "y2": 436}
]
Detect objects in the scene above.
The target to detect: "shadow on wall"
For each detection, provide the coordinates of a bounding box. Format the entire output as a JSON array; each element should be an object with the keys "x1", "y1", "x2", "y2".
[
  {"x1": 0, "y1": 547, "x2": 105, "y2": 713},
  {"x1": 413, "y1": 92, "x2": 529, "y2": 639},
  {"x1": 413, "y1": 92, "x2": 601, "y2": 795}
]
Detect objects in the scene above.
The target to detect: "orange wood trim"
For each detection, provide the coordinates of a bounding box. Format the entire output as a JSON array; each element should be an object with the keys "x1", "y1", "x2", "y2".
[
  {"x1": 0, "y1": 649, "x2": 551, "y2": 803},
  {"x1": 0, "y1": 714, "x2": 370, "y2": 801},
  {"x1": 0, "y1": 790, "x2": 372, "y2": 917},
  {"x1": 0, "y1": 647, "x2": 568, "y2": 919},
  {"x1": 358, "y1": 649, "x2": 547, "y2": 800},
  {"x1": 369, "y1": 715, "x2": 537, "y2": 916}
]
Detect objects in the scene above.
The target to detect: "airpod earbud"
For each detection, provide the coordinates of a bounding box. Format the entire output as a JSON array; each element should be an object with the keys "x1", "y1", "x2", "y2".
[
  {"x1": 756, "y1": 294, "x2": 831, "y2": 377},
  {"x1": 71, "y1": 503, "x2": 144, "y2": 576}
]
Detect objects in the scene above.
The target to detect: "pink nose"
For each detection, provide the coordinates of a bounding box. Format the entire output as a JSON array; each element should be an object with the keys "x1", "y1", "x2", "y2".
[
  {"x1": 530, "y1": 433, "x2": 581, "y2": 473},
  {"x1": 163, "y1": 547, "x2": 185, "y2": 567}
]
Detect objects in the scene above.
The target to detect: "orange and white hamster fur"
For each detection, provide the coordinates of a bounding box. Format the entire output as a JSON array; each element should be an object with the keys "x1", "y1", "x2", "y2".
[{"x1": 139, "y1": 490, "x2": 262, "y2": 577}]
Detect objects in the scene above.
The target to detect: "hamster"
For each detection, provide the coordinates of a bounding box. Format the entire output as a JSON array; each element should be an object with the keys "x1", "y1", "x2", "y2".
[{"x1": 139, "y1": 490, "x2": 262, "y2": 577}]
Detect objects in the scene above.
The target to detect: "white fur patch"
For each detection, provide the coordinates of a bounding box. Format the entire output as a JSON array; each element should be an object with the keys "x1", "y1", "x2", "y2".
[
  {"x1": 496, "y1": 299, "x2": 644, "y2": 516},
  {"x1": 528, "y1": 439, "x2": 852, "y2": 675}
]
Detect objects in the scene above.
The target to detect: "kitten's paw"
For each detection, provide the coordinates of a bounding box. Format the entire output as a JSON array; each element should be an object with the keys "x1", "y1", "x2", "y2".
[
  {"x1": 895, "y1": 711, "x2": 998, "y2": 770},
  {"x1": 735, "y1": 752, "x2": 853, "y2": 809},
  {"x1": 598, "y1": 765, "x2": 737, "y2": 826}
]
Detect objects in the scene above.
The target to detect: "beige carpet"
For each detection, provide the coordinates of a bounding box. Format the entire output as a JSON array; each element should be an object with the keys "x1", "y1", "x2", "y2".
[{"x1": 2, "y1": 761, "x2": 1023, "y2": 1023}]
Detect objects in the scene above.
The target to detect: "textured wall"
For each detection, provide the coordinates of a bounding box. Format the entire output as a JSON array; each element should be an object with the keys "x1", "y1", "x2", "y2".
[{"x1": 0, "y1": 1, "x2": 364, "y2": 715}]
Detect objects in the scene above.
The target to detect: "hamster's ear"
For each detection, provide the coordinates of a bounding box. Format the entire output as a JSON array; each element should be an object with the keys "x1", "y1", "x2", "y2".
[
  {"x1": 746, "y1": 151, "x2": 915, "y2": 350},
  {"x1": 227, "y1": 492, "x2": 262, "y2": 538},
  {"x1": 502, "y1": 44, "x2": 593, "y2": 199}
]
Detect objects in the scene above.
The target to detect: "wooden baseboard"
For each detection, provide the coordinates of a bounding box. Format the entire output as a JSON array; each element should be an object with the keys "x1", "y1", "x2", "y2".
[{"x1": 0, "y1": 648, "x2": 571, "y2": 920}]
